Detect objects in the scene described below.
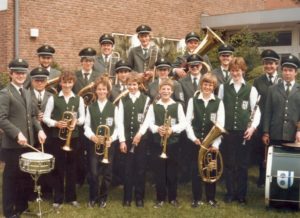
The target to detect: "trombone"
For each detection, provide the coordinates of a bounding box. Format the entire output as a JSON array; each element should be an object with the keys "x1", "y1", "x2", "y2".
[{"x1": 95, "y1": 125, "x2": 111, "y2": 164}]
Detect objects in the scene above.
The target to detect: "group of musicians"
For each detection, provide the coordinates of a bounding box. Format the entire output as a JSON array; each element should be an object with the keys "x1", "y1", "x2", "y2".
[{"x1": 0, "y1": 24, "x2": 300, "y2": 218}]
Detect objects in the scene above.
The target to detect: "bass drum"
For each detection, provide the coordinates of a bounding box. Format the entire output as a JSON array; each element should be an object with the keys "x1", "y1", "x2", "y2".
[{"x1": 265, "y1": 145, "x2": 300, "y2": 209}]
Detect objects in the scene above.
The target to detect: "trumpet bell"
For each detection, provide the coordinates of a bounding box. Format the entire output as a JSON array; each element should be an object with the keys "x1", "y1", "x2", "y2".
[
  {"x1": 62, "y1": 145, "x2": 72, "y2": 151},
  {"x1": 101, "y1": 158, "x2": 109, "y2": 164},
  {"x1": 160, "y1": 153, "x2": 168, "y2": 159}
]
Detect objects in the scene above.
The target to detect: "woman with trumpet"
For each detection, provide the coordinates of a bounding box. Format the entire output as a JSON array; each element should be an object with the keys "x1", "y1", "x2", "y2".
[
  {"x1": 84, "y1": 76, "x2": 118, "y2": 208},
  {"x1": 43, "y1": 71, "x2": 85, "y2": 209},
  {"x1": 186, "y1": 73, "x2": 225, "y2": 208}
]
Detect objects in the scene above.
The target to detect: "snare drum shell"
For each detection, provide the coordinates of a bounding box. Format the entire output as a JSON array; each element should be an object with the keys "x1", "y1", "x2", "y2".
[
  {"x1": 266, "y1": 146, "x2": 300, "y2": 209},
  {"x1": 19, "y1": 152, "x2": 55, "y2": 174}
]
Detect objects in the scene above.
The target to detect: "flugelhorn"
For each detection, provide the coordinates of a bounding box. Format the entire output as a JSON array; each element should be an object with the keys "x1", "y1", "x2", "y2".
[
  {"x1": 59, "y1": 106, "x2": 77, "y2": 151},
  {"x1": 95, "y1": 125, "x2": 111, "y2": 164},
  {"x1": 198, "y1": 122, "x2": 227, "y2": 183},
  {"x1": 160, "y1": 110, "x2": 171, "y2": 159}
]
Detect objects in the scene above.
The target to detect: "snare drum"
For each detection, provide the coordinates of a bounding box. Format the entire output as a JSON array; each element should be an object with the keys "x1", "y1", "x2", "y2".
[
  {"x1": 19, "y1": 152, "x2": 55, "y2": 174},
  {"x1": 265, "y1": 145, "x2": 300, "y2": 209}
]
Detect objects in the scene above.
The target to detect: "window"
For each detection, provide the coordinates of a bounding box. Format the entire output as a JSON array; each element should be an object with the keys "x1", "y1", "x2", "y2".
[{"x1": 256, "y1": 31, "x2": 292, "y2": 47}]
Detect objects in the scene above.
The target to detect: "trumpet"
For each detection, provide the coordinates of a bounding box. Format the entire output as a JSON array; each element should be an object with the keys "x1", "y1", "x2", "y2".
[
  {"x1": 198, "y1": 123, "x2": 227, "y2": 183},
  {"x1": 58, "y1": 106, "x2": 76, "y2": 151},
  {"x1": 95, "y1": 125, "x2": 111, "y2": 164},
  {"x1": 160, "y1": 110, "x2": 171, "y2": 159}
]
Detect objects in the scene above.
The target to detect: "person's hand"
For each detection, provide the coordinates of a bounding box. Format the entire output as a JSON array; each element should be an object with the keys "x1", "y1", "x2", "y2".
[
  {"x1": 17, "y1": 132, "x2": 27, "y2": 146},
  {"x1": 105, "y1": 137, "x2": 112, "y2": 148},
  {"x1": 244, "y1": 126, "x2": 256, "y2": 141},
  {"x1": 194, "y1": 139, "x2": 201, "y2": 146},
  {"x1": 262, "y1": 133, "x2": 270, "y2": 145},
  {"x1": 120, "y1": 142, "x2": 127, "y2": 153},
  {"x1": 56, "y1": 120, "x2": 68, "y2": 129},
  {"x1": 174, "y1": 68, "x2": 187, "y2": 78},
  {"x1": 295, "y1": 131, "x2": 300, "y2": 143},
  {"x1": 133, "y1": 133, "x2": 142, "y2": 146},
  {"x1": 38, "y1": 130, "x2": 47, "y2": 144}
]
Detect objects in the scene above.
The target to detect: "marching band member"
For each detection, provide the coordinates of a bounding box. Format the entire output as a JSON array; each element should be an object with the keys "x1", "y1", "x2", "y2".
[
  {"x1": 0, "y1": 59, "x2": 46, "y2": 218},
  {"x1": 186, "y1": 73, "x2": 225, "y2": 208},
  {"x1": 118, "y1": 73, "x2": 150, "y2": 207},
  {"x1": 263, "y1": 54, "x2": 300, "y2": 146},
  {"x1": 136, "y1": 79, "x2": 187, "y2": 208},
  {"x1": 218, "y1": 57, "x2": 261, "y2": 205},
  {"x1": 253, "y1": 49, "x2": 280, "y2": 188},
  {"x1": 43, "y1": 71, "x2": 85, "y2": 209},
  {"x1": 172, "y1": 32, "x2": 211, "y2": 79},
  {"x1": 84, "y1": 76, "x2": 118, "y2": 208}
]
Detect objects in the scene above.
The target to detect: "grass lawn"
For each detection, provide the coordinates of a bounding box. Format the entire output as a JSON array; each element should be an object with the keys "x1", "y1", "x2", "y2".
[{"x1": 0, "y1": 165, "x2": 298, "y2": 218}]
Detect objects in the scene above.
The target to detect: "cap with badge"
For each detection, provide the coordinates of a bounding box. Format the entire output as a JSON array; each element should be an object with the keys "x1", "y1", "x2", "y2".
[
  {"x1": 8, "y1": 58, "x2": 29, "y2": 72},
  {"x1": 187, "y1": 54, "x2": 203, "y2": 65},
  {"x1": 99, "y1": 34, "x2": 115, "y2": 45},
  {"x1": 281, "y1": 54, "x2": 300, "y2": 69},
  {"x1": 37, "y1": 45, "x2": 55, "y2": 56},
  {"x1": 79, "y1": 47, "x2": 97, "y2": 59},
  {"x1": 185, "y1": 32, "x2": 200, "y2": 43},
  {"x1": 261, "y1": 49, "x2": 280, "y2": 61},
  {"x1": 115, "y1": 60, "x2": 132, "y2": 72},
  {"x1": 136, "y1": 25, "x2": 152, "y2": 35},
  {"x1": 218, "y1": 44, "x2": 235, "y2": 55},
  {"x1": 155, "y1": 58, "x2": 171, "y2": 69},
  {"x1": 30, "y1": 67, "x2": 49, "y2": 79}
]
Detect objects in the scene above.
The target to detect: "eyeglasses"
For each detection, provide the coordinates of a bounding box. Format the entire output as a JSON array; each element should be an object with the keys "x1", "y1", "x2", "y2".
[
  {"x1": 190, "y1": 65, "x2": 199, "y2": 68},
  {"x1": 220, "y1": 54, "x2": 231, "y2": 58}
]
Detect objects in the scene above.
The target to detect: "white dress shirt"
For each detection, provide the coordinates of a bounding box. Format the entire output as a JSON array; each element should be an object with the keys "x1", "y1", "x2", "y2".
[
  {"x1": 186, "y1": 93, "x2": 225, "y2": 148},
  {"x1": 82, "y1": 69, "x2": 92, "y2": 80},
  {"x1": 33, "y1": 89, "x2": 45, "y2": 100},
  {"x1": 43, "y1": 91, "x2": 85, "y2": 127},
  {"x1": 84, "y1": 99, "x2": 118, "y2": 142}
]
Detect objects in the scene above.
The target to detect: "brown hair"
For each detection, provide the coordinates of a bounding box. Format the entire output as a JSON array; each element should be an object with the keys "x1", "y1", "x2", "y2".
[
  {"x1": 126, "y1": 72, "x2": 142, "y2": 84},
  {"x1": 159, "y1": 78, "x2": 174, "y2": 91},
  {"x1": 93, "y1": 76, "x2": 112, "y2": 94},
  {"x1": 59, "y1": 71, "x2": 77, "y2": 83},
  {"x1": 228, "y1": 57, "x2": 247, "y2": 72},
  {"x1": 200, "y1": 72, "x2": 218, "y2": 90}
]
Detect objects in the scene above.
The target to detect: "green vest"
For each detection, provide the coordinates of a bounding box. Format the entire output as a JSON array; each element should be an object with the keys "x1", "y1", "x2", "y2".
[
  {"x1": 88, "y1": 101, "x2": 115, "y2": 136},
  {"x1": 153, "y1": 103, "x2": 180, "y2": 144},
  {"x1": 122, "y1": 93, "x2": 147, "y2": 140},
  {"x1": 52, "y1": 95, "x2": 80, "y2": 137},
  {"x1": 223, "y1": 82, "x2": 251, "y2": 131},
  {"x1": 192, "y1": 94, "x2": 220, "y2": 141}
]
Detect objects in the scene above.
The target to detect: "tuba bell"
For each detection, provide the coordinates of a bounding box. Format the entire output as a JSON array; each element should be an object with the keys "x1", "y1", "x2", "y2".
[
  {"x1": 78, "y1": 82, "x2": 96, "y2": 106},
  {"x1": 198, "y1": 122, "x2": 227, "y2": 183},
  {"x1": 95, "y1": 125, "x2": 111, "y2": 164},
  {"x1": 45, "y1": 76, "x2": 60, "y2": 95}
]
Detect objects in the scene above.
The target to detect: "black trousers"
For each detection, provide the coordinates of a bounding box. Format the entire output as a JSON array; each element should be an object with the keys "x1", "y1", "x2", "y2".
[
  {"x1": 50, "y1": 137, "x2": 78, "y2": 204},
  {"x1": 191, "y1": 143, "x2": 216, "y2": 201},
  {"x1": 152, "y1": 142, "x2": 179, "y2": 202},
  {"x1": 123, "y1": 139, "x2": 147, "y2": 202},
  {"x1": 221, "y1": 130, "x2": 250, "y2": 199},
  {"x1": 112, "y1": 141, "x2": 125, "y2": 186},
  {"x1": 2, "y1": 148, "x2": 32, "y2": 217},
  {"x1": 86, "y1": 140, "x2": 115, "y2": 202},
  {"x1": 251, "y1": 130, "x2": 266, "y2": 184}
]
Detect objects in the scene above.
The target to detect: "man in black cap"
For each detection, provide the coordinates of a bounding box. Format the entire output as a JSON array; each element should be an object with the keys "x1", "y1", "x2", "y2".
[
  {"x1": 0, "y1": 59, "x2": 46, "y2": 218},
  {"x1": 127, "y1": 25, "x2": 159, "y2": 82},
  {"x1": 252, "y1": 49, "x2": 280, "y2": 188},
  {"x1": 37, "y1": 44, "x2": 61, "y2": 80},
  {"x1": 94, "y1": 34, "x2": 118, "y2": 77},
  {"x1": 148, "y1": 58, "x2": 184, "y2": 105},
  {"x1": 212, "y1": 44, "x2": 235, "y2": 86},
  {"x1": 263, "y1": 54, "x2": 300, "y2": 147},
  {"x1": 172, "y1": 32, "x2": 211, "y2": 79}
]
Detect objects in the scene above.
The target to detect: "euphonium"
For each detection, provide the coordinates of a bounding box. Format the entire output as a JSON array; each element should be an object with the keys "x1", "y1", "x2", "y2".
[
  {"x1": 160, "y1": 110, "x2": 171, "y2": 159},
  {"x1": 95, "y1": 125, "x2": 110, "y2": 164},
  {"x1": 45, "y1": 76, "x2": 60, "y2": 95},
  {"x1": 59, "y1": 106, "x2": 76, "y2": 151},
  {"x1": 78, "y1": 82, "x2": 96, "y2": 106},
  {"x1": 198, "y1": 122, "x2": 227, "y2": 183}
]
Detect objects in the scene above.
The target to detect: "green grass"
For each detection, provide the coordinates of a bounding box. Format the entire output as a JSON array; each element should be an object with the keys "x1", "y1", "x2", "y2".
[{"x1": 0, "y1": 166, "x2": 299, "y2": 218}]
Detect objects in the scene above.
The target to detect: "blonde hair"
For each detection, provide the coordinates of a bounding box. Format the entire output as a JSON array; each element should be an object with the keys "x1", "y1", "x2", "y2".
[
  {"x1": 200, "y1": 72, "x2": 218, "y2": 90},
  {"x1": 159, "y1": 78, "x2": 174, "y2": 91},
  {"x1": 228, "y1": 57, "x2": 247, "y2": 72}
]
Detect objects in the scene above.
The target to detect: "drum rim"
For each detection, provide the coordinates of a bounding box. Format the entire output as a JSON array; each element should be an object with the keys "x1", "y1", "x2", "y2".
[
  {"x1": 265, "y1": 145, "x2": 273, "y2": 207},
  {"x1": 20, "y1": 151, "x2": 53, "y2": 160},
  {"x1": 282, "y1": 142, "x2": 300, "y2": 148}
]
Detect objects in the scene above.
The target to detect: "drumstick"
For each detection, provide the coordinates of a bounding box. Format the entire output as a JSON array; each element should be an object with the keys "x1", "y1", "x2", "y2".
[
  {"x1": 24, "y1": 143, "x2": 42, "y2": 153},
  {"x1": 41, "y1": 143, "x2": 44, "y2": 153}
]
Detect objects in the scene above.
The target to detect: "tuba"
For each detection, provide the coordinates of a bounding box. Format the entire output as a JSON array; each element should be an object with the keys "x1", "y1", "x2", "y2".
[
  {"x1": 198, "y1": 122, "x2": 227, "y2": 183},
  {"x1": 78, "y1": 82, "x2": 96, "y2": 106},
  {"x1": 95, "y1": 125, "x2": 111, "y2": 164},
  {"x1": 112, "y1": 89, "x2": 129, "y2": 105},
  {"x1": 45, "y1": 76, "x2": 60, "y2": 95},
  {"x1": 58, "y1": 106, "x2": 77, "y2": 151},
  {"x1": 160, "y1": 110, "x2": 171, "y2": 159}
]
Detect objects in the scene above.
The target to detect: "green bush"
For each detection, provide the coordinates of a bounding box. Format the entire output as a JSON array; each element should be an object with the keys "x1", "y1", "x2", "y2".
[{"x1": 0, "y1": 72, "x2": 10, "y2": 89}]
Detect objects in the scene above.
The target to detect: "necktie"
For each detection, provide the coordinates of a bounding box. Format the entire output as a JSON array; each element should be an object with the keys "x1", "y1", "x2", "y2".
[
  {"x1": 143, "y1": 48, "x2": 148, "y2": 58},
  {"x1": 268, "y1": 75, "x2": 273, "y2": 85},
  {"x1": 286, "y1": 82, "x2": 291, "y2": 96},
  {"x1": 224, "y1": 70, "x2": 229, "y2": 81},
  {"x1": 193, "y1": 77, "x2": 198, "y2": 91},
  {"x1": 19, "y1": 88, "x2": 26, "y2": 105},
  {"x1": 84, "y1": 73, "x2": 89, "y2": 85},
  {"x1": 37, "y1": 91, "x2": 42, "y2": 110},
  {"x1": 104, "y1": 56, "x2": 109, "y2": 65}
]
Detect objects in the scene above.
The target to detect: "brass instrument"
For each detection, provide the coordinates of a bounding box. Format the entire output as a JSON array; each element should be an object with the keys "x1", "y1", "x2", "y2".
[
  {"x1": 78, "y1": 82, "x2": 96, "y2": 106},
  {"x1": 160, "y1": 110, "x2": 171, "y2": 159},
  {"x1": 45, "y1": 76, "x2": 60, "y2": 95},
  {"x1": 198, "y1": 122, "x2": 227, "y2": 183},
  {"x1": 108, "y1": 52, "x2": 120, "y2": 84},
  {"x1": 143, "y1": 45, "x2": 159, "y2": 83},
  {"x1": 112, "y1": 89, "x2": 129, "y2": 105},
  {"x1": 59, "y1": 106, "x2": 76, "y2": 151},
  {"x1": 95, "y1": 125, "x2": 111, "y2": 164}
]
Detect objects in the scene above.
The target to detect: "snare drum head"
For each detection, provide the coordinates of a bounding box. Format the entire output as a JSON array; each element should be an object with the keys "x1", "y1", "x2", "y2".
[{"x1": 21, "y1": 152, "x2": 53, "y2": 160}]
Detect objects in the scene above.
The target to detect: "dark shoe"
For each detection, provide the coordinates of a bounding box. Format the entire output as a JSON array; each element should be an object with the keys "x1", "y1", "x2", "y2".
[
  {"x1": 257, "y1": 180, "x2": 265, "y2": 188},
  {"x1": 208, "y1": 200, "x2": 218, "y2": 208},
  {"x1": 6, "y1": 214, "x2": 20, "y2": 218},
  {"x1": 238, "y1": 198, "x2": 247, "y2": 205},
  {"x1": 223, "y1": 195, "x2": 234, "y2": 203},
  {"x1": 136, "y1": 200, "x2": 144, "y2": 208},
  {"x1": 87, "y1": 201, "x2": 96, "y2": 208},
  {"x1": 153, "y1": 201, "x2": 164, "y2": 208},
  {"x1": 99, "y1": 201, "x2": 107, "y2": 208},
  {"x1": 123, "y1": 201, "x2": 131, "y2": 207},
  {"x1": 170, "y1": 200, "x2": 180, "y2": 208},
  {"x1": 191, "y1": 200, "x2": 204, "y2": 208}
]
